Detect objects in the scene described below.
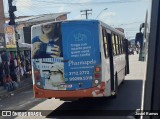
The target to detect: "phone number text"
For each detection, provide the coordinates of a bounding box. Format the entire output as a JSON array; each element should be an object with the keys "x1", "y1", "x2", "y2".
[
  {"x1": 69, "y1": 71, "x2": 89, "y2": 76},
  {"x1": 69, "y1": 76, "x2": 92, "y2": 81}
]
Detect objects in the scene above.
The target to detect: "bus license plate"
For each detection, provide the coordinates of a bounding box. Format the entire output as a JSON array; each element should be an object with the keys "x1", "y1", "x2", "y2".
[{"x1": 60, "y1": 84, "x2": 72, "y2": 88}]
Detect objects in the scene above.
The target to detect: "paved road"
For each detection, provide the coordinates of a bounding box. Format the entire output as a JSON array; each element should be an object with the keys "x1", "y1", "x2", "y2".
[
  {"x1": 0, "y1": 88, "x2": 45, "y2": 110},
  {"x1": 0, "y1": 54, "x2": 146, "y2": 119},
  {"x1": 0, "y1": 88, "x2": 46, "y2": 119},
  {"x1": 32, "y1": 55, "x2": 146, "y2": 119},
  {"x1": 43, "y1": 54, "x2": 146, "y2": 118}
]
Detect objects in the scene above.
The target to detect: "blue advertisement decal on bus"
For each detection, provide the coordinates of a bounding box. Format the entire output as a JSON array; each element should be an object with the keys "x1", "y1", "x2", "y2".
[{"x1": 62, "y1": 20, "x2": 101, "y2": 90}]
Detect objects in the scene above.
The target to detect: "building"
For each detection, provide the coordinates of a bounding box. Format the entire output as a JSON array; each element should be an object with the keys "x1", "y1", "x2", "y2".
[
  {"x1": 16, "y1": 12, "x2": 69, "y2": 44},
  {"x1": 1, "y1": 12, "x2": 69, "y2": 62}
]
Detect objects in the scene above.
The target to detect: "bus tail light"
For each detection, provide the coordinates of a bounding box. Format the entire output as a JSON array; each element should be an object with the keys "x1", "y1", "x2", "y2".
[
  {"x1": 33, "y1": 69, "x2": 43, "y2": 88},
  {"x1": 95, "y1": 73, "x2": 101, "y2": 78},
  {"x1": 92, "y1": 65, "x2": 102, "y2": 87},
  {"x1": 34, "y1": 70, "x2": 41, "y2": 80},
  {"x1": 95, "y1": 67, "x2": 101, "y2": 72}
]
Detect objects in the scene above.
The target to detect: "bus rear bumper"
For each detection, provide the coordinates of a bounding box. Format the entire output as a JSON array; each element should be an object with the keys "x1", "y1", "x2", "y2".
[{"x1": 33, "y1": 82, "x2": 105, "y2": 98}]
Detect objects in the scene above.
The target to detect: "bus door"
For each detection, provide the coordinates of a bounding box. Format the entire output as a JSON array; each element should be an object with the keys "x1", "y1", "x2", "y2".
[
  {"x1": 61, "y1": 21, "x2": 101, "y2": 90},
  {"x1": 102, "y1": 28, "x2": 112, "y2": 96},
  {"x1": 106, "y1": 32, "x2": 115, "y2": 93},
  {"x1": 102, "y1": 28, "x2": 111, "y2": 71},
  {"x1": 124, "y1": 39, "x2": 129, "y2": 75}
]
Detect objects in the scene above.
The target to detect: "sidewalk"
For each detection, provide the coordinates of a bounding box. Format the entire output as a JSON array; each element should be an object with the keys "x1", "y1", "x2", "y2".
[{"x1": 0, "y1": 76, "x2": 33, "y2": 99}]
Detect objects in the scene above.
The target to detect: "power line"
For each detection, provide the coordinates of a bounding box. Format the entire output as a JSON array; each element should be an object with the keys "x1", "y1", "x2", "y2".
[
  {"x1": 33, "y1": 0, "x2": 138, "y2": 5},
  {"x1": 111, "y1": 21, "x2": 143, "y2": 28},
  {"x1": 80, "y1": 9, "x2": 92, "y2": 19},
  {"x1": 11, "y1": 0, "x2": 140, "y2": 17},
  {"x1": 15, "y1": 11, "x2": 28, "y2": 16},
  {"x1": 117, "y1": 21, "x2": 143, "y2": 26},
  {"x1": 15, "y1": 2, "x2": 52, "y2": 15}
]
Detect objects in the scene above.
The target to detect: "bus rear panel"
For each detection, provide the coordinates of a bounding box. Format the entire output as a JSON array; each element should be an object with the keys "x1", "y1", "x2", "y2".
[{"x1": 32, "y1": 20, "x2": 105, "y2": 99}]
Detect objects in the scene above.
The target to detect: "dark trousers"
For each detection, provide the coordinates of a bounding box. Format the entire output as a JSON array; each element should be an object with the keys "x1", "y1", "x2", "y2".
[{"x1": 0, "y1": 75, "x2": 3, "y2": 86}]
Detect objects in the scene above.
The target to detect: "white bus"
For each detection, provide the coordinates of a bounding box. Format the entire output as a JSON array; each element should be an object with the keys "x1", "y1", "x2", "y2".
[{"x1": 31, "y1": 20, "x2": 129, "y2": 100}]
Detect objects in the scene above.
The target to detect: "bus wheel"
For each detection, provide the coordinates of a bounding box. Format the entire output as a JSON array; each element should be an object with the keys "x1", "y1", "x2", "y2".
[
  {"x1": 112, "y1": 73, "x2": 118, "y2": 98},
  {"x1": 121, "y1": 67, "x2": 126, "y2": 84},
  {"x1": 125, "y1": 65, "x2": 127, "y2": 75}
]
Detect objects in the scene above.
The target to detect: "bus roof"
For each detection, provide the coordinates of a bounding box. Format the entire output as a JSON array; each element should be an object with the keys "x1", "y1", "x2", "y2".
[
  {"x1": 31, "y1": 19, "x2": 125, "y2": 37},
  {"x1": 99, "y1": 21, "x2": 125, "y2": 37}
]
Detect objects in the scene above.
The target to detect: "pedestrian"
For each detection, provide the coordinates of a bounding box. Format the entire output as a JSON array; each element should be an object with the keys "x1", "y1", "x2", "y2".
[
  {"x1": 3, "y1": 74, "x2": 14, "y2": 91},
  {"x1": 0, "y1": 52, "x2": 2, "y2": 64},
  {"x1": 10, "y1": 60, "x2": 17, "y2": 82},
  {"x1": 136, "y1": 47, "x2": 139, "y2": 54},
  {"x1": 1, "y1": 50, "x2": 9, "y2": 62},
  {"x1": 1, "y1": 50, "x2": 10, "y2": 76},
  {"x1": 0, "y1": 63, "x2": 4, "y2": 86},
  {"x1": 14, "y1": 56, "x2": 21, "y2": 82},
  {"x1": 4, "y1": 61, "x2": 10, "y2": 76},
  {"x1": 25, "y1": 57, "x2": 30, "y2": 77},
  {"x1": 20, "y1": 62, "x2": 25, "y2": 77}
]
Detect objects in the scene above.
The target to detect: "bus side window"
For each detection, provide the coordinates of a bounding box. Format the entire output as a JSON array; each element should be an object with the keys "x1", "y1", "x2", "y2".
[
  {"x1": 118, "y1": 36, "x2": 121, "y2": 54},
  {"x1": 112, "y1": 34, "x2": 116, "y2": 55},
  {"x1": 102, "y1": 29, "x2": 108, "y2": 58},
  {"x1": 122, "y1": 38, "x2": 124, "y2": 53},
  {"x1": 115, "y1": 35, "x2": 119, "y2": 55},
  {"x1": 119, "y1": 37, "x2": 122, "y2": 54}
]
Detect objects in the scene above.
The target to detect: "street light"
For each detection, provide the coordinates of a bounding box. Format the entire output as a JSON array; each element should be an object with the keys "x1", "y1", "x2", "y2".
[{"x1": 96, "y1": 8, "x2": 108, "y2": 19}]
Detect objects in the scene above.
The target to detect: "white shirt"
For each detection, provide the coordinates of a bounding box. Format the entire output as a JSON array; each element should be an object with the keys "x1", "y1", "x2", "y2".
[{"x1": 0, "y1": 55, "x2": 2, "y2": 63}]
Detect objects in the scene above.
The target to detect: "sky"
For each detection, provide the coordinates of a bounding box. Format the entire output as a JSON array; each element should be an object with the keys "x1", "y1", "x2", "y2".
[{"x1": 3, "y1": 0, "x2": 151, "y2": 40}]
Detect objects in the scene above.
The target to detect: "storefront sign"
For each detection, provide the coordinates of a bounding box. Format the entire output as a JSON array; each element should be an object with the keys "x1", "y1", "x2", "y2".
[{"x1": 4, "y1": 25, "x2": 16, "y2": 48}]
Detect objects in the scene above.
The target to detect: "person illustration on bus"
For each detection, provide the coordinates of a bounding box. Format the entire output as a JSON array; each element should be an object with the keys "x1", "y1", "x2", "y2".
[
  {"x1": 32, "y1": 23, "x2": 62, "y2": 59},
  {"x1": 44, "y1": 63, "x2": 65, "y2": 90}
]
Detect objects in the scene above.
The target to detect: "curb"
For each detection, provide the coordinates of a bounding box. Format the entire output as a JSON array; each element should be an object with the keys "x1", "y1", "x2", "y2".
[{"x1": 0, "y1": 84, "x2": 33, "y2": 100}]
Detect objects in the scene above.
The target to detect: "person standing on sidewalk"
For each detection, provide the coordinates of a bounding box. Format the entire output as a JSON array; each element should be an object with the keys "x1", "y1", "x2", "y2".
[
  {"x1": 15, "y1": 56, "x2": 21, "y2": 82},
  {"x1": 1, "y1": 50, "x2": 10, "y2": 76},
  {"x1": 0, "y1": 62, "x2": 4, "y2": 86},
  {"x1": 0, "y1": 52, "x2": 3, "y2": 86},
  {"x1": 3, "y1": 74, "x2": 14, "y2": 91},
  {"x1": 10, "y1": 59, "x2": 17, "y2": 82}
]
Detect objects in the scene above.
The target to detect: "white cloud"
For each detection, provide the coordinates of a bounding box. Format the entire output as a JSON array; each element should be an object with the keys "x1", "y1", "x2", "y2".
[
  {"x1": 98, "y1": 12, "x2": 116, "y2": 24},
  {"x1": 15, "y1": 0, "x2": 94, "y2": 15},
  {"x1": 57, "y1": 4, "x2": 66, "y2": 12},
  {"x1": 78, "y1": 0, "x2": 93, "y2": 3},
  {"x1": 52, "y1": 0, "x2": 93, "y2": 13},
  {"x1": 16, "y1": 0, "x2": 32, "y2": 8},
  {"x1": 71, "y1": 14, "x2": 83, "y2": 20}
]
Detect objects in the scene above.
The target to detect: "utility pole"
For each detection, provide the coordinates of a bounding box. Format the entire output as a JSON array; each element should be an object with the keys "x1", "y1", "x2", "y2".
[
  {"x1": 8, "y1": 0, "x2": 20, "y2": 56},
  {"x1": 80, "y1": 9, "x2": 92, "y2": 19},
  {"x1": 8, "y1": 0, "x2": 21, "y2": 82},
  {"x1": 8, "y1": 0, "x2": 16, "y2": 25}
]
